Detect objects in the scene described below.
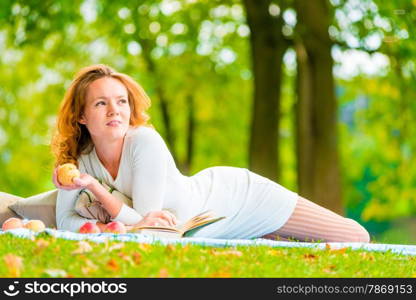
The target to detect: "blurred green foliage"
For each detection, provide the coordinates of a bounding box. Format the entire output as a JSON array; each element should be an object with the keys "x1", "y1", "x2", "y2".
[{"x1": 0, "y1": 0, "x2": 415, "y2": 238}]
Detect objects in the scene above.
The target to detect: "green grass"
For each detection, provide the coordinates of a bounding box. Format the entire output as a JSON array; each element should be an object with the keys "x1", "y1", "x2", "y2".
[{"x1": 0, "y1": 233, "x2": 415, "y2": 278}]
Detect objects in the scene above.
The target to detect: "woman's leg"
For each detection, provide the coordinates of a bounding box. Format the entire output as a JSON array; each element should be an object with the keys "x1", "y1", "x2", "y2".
[{"x1": 262, "y1": 196, "x2": 370, "y2": 243}]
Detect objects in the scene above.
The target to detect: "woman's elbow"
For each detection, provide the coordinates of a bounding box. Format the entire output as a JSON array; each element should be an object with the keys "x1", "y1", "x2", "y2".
[
  {"x1": 56, "y1": 218, "x2": 67, "y2": 231},
  {"x1": 55, "y1": 214, "x2": 74, "y2": 232}
]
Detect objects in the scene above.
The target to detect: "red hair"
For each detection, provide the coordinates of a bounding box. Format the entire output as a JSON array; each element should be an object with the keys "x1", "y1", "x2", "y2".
[{"x1": 51, "y1": 64, "x2": 153, "y2": 167}]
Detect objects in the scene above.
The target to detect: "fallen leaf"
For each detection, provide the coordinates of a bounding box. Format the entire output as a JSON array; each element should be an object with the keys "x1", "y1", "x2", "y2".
[
  {"x1": 132, "y1": 252, "x2": 142, "y2": 265},
  {"x1": 34, "y1": 239, "x2": 50, "y2": 254},
  {"x1": 331, "y1": 247, "x2": 348, "y2": 255},
  {"x1": 211, "y1": 249, "x2": 243, "y2": 257},
  {"x1": 43, "y1": 269, "x2": 67, "y2": 278},
  {"x1": 209, "y1": 269, "x2": 231, "y2": 278},
  {"x1": 267, "y1": 249, "x2": 283, "y2": 256},
  {"x1": 165, "y1": 244, "x2": 175, "y2": 253},
  {"x1": 117, "y1": 252, "x2": 134, "y2": 265},
  {"x1": 81, "y1": 267, "x2": 90, "y2": 275},
  {"x1": 158, "y1": 268, "x2": 169, "y2": 278},
  {"x1": 106, "y1": 259, "x2": 119, "y2": 272},
  {"x1": 303, "y1": 253, "x2": 317, "y2": 260},
  {"x1": 81, "y1": 259, "x2": 98, "y2": 275},
  {"x1": 35, "y1": 238, "x2": 50, "y2": 248},
  {"x1": 108, "y1": 243, "x2": 125, "y2": 252},
  {"x1": 326, "y1": 244, "x2": 348, "y2": 255},
  {"x1": 138, "y1": 243, "x2": 152, "y2": 252},
  {"x1": 72, "y1": 241, "x2": 93, "y2": 255},
  {"x1": 102, "y1": 240, "x2": 110, "y2": 251},
  {"x1": 359, "y1": 252, "x2": 375, "y2": 261},
  {"x1": 85, "y1": 259, "x2": 98, "y2": 268},
  {"x1": 52, "y1": 246, "x2": 61, "y2": 253},
  {"x1": 323, "y1": 265, "x2": 336, "y2": 273},
  {"x1": 77, "y1": 254, "x2": 88, "y2": 261},
  {"x1": 3, "y1": 254, "x2": 23, "y2": 277}
]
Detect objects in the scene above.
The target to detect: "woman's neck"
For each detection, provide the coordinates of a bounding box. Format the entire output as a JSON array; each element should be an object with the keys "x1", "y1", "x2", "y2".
[{"x1": 93, "y1": 136, "x2": 125, "y2": 178}]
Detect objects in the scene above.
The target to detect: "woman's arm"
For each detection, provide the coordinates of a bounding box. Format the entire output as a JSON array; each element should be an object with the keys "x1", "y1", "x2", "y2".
[
  {"x1": 55, "y1": 188, "x2": 100, "y2": 232},
  {"x1": 54, "y1": 161, "x2": 103, "y2": 231},
  {"x1": 54, "y1": 167, "x2": 144, "y2": 226},
  {"x1": 130, "y1": 128, "x2": 168, "y2": 216},
  {"x1": 78, "y1": 168, "x2": 176, "y2": 227},
  {"x1": 85, "y1": 178, "x2": 143, "y2": 225},
  {"x1": 112, "y1": 127, "x2": 176, "y2": 227}
]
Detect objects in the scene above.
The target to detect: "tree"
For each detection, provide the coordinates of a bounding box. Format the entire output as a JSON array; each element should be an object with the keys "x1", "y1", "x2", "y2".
[
  {"x1": 294, "y1": 0, "x2": 342, "y2": 213},
  {"x1": 243, "y1": 0, "x2": 289, "y2": 182}
]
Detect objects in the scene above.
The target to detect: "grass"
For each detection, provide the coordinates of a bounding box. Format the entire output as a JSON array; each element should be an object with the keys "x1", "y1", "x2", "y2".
[{"x1": 0, "y1": 233, "x2": 415, "y2": 278}]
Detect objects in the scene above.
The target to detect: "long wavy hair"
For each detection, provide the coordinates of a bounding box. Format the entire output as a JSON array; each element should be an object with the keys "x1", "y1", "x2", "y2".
[{"x1": 51, "y1": 64, "x2": 153, "y2": 167}]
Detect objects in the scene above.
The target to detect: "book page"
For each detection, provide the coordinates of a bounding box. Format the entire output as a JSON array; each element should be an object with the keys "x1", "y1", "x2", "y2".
[
  {"x1": 181, "y1": 211, "x2": 226, "y2": 233},
  {"x1": 179, "y1": 210, "x2": 215, "y2": 233},
  {"x1": 182, "y1": 216, "x2": 226, "y2": 237},
  {"x1": 128, "y1": 224, "x2": 181, "y2": 233},
  {"x1": 139, "y1": 228, "x2": 182, "y2": 239},
  {"x1": 128, "y1": 210, "x2": 223, "y2": 235}
]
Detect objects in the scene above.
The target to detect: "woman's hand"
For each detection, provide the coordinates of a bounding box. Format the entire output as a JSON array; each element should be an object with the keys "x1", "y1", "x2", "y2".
[
  {"x1": 52, "y1": 167, "x2": 97, "y2": 190},
  {"x1": 136, "y1": 210, "x2": 178, "y2": 228}
]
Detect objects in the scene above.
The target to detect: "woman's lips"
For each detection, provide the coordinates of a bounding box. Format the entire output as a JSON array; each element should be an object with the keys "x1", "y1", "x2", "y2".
[{"x1": 106, "y1": 120, "x2": 121, "y2": 127}]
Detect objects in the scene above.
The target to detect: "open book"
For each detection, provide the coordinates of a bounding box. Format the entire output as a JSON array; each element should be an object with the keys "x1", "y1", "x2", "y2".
[{"x1": 127, "y1": 210, "x2": 225, "y2": 238}]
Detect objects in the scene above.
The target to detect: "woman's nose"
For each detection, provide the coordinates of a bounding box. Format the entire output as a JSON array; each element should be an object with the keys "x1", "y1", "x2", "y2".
[{"x1": 107, "y1": 101, "x2": 119, "y2": 116}]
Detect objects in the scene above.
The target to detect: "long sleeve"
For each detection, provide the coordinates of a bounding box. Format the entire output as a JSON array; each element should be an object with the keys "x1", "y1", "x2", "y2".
[
  {"x1": 78, "y1": 152, "x2": 144, "y2": 225},
  {"x1": 110, "y1": 202, "x2": 143, "y2": 225},
  {"x1": 128, "y1": 127, "x2": 168, "y2": 216},
  {"x1": 55, "y1": 162, "x2": 99, "y2": 231}
]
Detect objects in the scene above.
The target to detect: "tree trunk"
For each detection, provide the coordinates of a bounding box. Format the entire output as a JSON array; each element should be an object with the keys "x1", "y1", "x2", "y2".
[
  {"x1": 243, "y1": 0, "x2": 288, "y2": 182},
  {"x1": 139, "y1": 38, "x2": 179, "y2": 165},
  {"x1": 294, "y1": 0, "x2": 343, "y2": 214},
  {"x1": 181, "y1": 94, "x2": 195, "y2": 175}
]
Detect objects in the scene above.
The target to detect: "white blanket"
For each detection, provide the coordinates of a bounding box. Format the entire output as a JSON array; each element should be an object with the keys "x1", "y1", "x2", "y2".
[{"x1": 1, "y1": 228, "x2": 415, "y2": 256}]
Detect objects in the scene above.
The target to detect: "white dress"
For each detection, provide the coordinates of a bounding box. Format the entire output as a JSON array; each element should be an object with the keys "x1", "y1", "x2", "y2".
[{"x1": 56, "y1": 126, "x2": 298, "y2": 239}]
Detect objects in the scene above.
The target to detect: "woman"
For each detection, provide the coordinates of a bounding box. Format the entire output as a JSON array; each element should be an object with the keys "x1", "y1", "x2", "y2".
[{"x1": 51, "y1": 64, "x2": 370, "y2": 242}]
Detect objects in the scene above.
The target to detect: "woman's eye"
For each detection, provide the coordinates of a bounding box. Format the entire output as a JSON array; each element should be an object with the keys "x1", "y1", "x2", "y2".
[
  {"x1": 95, "y1": 101, "x2": 105, "y2": 106},
  {"x1": 119, "y1": 99, "x2": 128, "y2": 104}
]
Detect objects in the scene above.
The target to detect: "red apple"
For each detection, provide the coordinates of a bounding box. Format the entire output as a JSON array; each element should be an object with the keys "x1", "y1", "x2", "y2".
[
  {"x1": 103, "y1": 221, "x2": 126, "y2": 234},
  {"x1": 2, "y1": 217, "x2": 24, "y2": 231},
  {"x1": 79, "y1": 222, "x2": 101, "y2": 234}
]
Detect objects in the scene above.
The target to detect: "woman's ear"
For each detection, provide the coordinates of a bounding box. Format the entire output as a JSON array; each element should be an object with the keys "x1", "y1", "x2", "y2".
[{"x1": 79, "y1": 115, "x2": 87, "y2": 125}]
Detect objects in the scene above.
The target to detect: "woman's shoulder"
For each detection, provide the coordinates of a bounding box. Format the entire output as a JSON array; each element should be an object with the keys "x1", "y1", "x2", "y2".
[
  {"x1": 128, "y1": 124, "x2": 155, "y2": 135},
  {"x1": 127, "y1": 124, "x2": 159, "y2": 139},
  {"x1": 77, "y1": 153, "x2": 90, "y2": 172},
  {"x1": 126, "y1": 125, "x2": 166, "y2": 147}
]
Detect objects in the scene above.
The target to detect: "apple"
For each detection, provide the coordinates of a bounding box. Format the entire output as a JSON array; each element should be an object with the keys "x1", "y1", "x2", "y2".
[
  {"x1": 79, "y1": 222, "x2": 101, "y2": 234},
  {"x1": 24, "y1": 220, "x2": 46, "y2": 232},
  {"x1": 57, "y1": 163, "x2": 81, "y2": 186},
  {"x1": 2, "y1": 218, "x2": 24, "y2": 231},
  {"x1": 103, "y1": 221, "x2": 126, "y2": 234}
]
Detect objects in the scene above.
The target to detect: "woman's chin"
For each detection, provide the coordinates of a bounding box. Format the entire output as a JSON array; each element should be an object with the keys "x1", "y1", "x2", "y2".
[
  {"x1": 105, "y1": 126, "x2": 128, "y2": 138},
  {"x1": 90, "y1": 126, "x2": 128, "y2": 142}
]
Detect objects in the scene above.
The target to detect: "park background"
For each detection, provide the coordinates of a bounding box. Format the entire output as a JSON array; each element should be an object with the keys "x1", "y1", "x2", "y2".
[{"x1": 0, "y1": 0, "x2": 415, "y2": 244}]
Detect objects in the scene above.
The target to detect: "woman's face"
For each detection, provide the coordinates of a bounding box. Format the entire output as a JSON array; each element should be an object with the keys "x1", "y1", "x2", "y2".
[{"x1": 79, "y1": 77, "x2": 131, "y2": 143}]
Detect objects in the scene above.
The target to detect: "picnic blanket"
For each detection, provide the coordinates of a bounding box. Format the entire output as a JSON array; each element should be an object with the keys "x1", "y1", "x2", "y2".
[{"x1": 1, "y1": 228, "x2": 416, "y2": 256}]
